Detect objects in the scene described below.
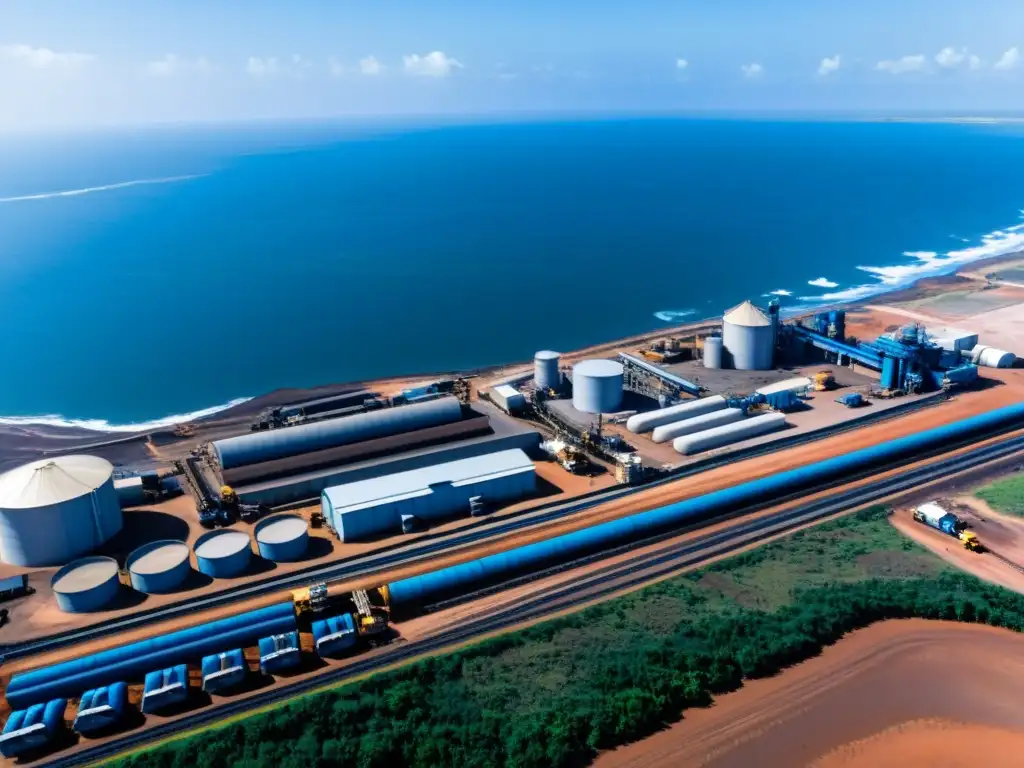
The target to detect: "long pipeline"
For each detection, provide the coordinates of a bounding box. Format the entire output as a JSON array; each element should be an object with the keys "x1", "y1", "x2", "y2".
[{"x1": 386, "y1": 401, "x2": 1024, "y2": 608}]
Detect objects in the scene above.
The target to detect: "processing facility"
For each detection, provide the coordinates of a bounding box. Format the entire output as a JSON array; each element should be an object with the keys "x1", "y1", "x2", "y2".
[{"x1": 321, "y1": 448, "x2": 537, "y2": 541}]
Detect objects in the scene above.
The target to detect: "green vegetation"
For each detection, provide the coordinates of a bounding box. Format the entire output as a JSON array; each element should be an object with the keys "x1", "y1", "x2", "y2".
[
  {"x1": 975, "y1": 472, "x2": 1024, "y2": 517},
  {"x1": 114, "y1": 507, "x2": 1024, "y2": 768}
]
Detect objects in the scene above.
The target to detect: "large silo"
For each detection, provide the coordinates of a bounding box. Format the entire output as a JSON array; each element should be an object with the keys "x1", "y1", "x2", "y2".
[
  {"x1": 572, "y1": 360, "x2": 624, "y2": 414},
  {"x1": 194, "y1": 530, "x2": 252, "y2": 578},
  {"x1": 722, "y1": 300, "x2": 774, "y2": 370},
  {"x1": 534, "y1": 351, "x2": 561, "y2": 391},
  {"x1": 703, "y1": 336, "x2": 723, "y2": 369},
  {"x1": 126, "y1": 540, "x2": 192, "y2": 593},
  {"x1": 0, "y1": 456, "x2": 123, "y2": 567},
  {"x1": 254, "y1": 515, "x2": 309, "y2": 562}
]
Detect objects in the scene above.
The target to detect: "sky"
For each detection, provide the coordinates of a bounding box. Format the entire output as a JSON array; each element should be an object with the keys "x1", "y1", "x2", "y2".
[{"x1": 2, "y1": 0, "x2": 1024, "y2": 130}]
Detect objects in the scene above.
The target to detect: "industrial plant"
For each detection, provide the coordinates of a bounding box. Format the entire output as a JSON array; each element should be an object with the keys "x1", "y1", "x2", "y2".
[{"x1": 0, "y1": 295, "x2": 1019, "y2": 762}]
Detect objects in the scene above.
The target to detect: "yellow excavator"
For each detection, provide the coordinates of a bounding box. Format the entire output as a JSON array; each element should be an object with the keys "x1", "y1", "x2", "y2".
[{"x1": 813, "y1": 371, "x2": 836, "y2": 392}]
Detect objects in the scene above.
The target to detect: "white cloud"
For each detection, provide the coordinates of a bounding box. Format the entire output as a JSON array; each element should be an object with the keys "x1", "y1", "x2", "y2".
[
  {"x1": 327, "y1": 56, "x2": 346, "y2": 77},
  {"x1": 0, "y1": 43, "x2": 93, "y2": 69},
  {"x1": 246, "y1": 56, "x2": 278, "y2": 77},
  {"x1": 807, "y1": 277, "x2": 839, "y2": 289},
  {"x1": 876, "y1": 54, "x2": 927, "y2": 74},
  {"x1": 676, "y1": 58, "x2": 689, "y2": 70},
  {"x1": 359, "y1": 55, "x2": 383, "y2": 75},
  {"x1": 995, "y1": 47, "x2": 1020, "y2": 71},
  {"x1": 969, "y1": 54, "x2": 983, "y2": 70},
  {"x1": 935, "y1": 47, "x2": 966, "y2": 69},
  {"x1": 147, "y1": 54, "x2": 211, "y2": 77},
  {"x1": 817, "y1": 55, "x2": 840, "y2": 76},
  {"x1": 403, "y1": 51, "x2": 462, "y2": 77},
  {"x1": 740, "y1": 62, "x2": 763, "y2": 78},
  {"x1": 768, "y1": 289, "x2": 792, "y2": 297}
]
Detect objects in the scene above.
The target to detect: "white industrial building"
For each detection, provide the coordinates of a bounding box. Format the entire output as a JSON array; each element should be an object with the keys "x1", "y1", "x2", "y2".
[
  {"x1": 321, "y1": 448, "x2": 536, "y2": 542},
  {"x1": 722, "y1": 300, "x2": 775, "y2": 370},
  {"x1": 0, "y1": 455, "x2": 123, "y2": 567}
]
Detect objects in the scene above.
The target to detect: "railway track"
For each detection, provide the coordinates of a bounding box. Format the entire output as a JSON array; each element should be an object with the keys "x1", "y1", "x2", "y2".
[
  {"x1": 36, "y1": 433, "x2": 1024, "y2": 768},
  {"x1": 2, "y1": 391, "x2": 948, "y2": 660}
]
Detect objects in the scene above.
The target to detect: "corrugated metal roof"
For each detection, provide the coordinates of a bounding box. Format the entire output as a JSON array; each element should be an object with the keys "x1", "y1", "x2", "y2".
[
  {"x1": 723, "y1": 300, "x2": 771, "y2": 327},
  {"x1": 323, "y1": 448, "x2": 534, "y2": 514},
  {"x1": 756, "y1": 377, "x2": 812, "y2": 396},
  {"x1": 0, "y1": 456, "x2": 113, "y2": 509},
  {"x1": 494, "y1": 384, "x2": 521, "y2": 398}
]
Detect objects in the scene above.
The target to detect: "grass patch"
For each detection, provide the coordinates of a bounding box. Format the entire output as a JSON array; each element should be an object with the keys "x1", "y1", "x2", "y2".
[
  {"x1": 976, "y1": 472, "x2": 1024, "y2": 517},
  {"x1": 112, "y1": 507, "x2": 1024, "y2": 768}
]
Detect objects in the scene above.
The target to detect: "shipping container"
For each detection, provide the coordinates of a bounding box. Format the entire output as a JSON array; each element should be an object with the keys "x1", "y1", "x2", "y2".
[
  {"x1": 490, "y1": 385, "x2": 526, "y2": 414},
  {"x1": 385, "y1": 401, "x2": 1024, "y2": 612},
  {"x1": 311, "y1": 614, "x2": 358, "y2": 657}
]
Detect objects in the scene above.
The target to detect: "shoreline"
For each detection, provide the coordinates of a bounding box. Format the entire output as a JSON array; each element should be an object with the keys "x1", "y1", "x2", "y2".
[{"x1": 1, "y1": 248, "x2": 1022, "y2": 469}]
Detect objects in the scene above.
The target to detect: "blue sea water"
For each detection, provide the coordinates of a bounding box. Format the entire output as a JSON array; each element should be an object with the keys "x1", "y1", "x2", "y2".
[{"x1": 3, "y1": 117, "x2": 1024, "y2": 427}]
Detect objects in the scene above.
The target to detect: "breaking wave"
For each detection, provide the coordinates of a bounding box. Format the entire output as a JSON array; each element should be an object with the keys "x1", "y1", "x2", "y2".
[
  {"x1": 0, "y1": 175, "x2": 203, "y2": 203},
  {"x1": 653, "y1": 309, "x2": 697, "y2": 323},
  {"x1": 799, "y1": 215, "x2": 1024, "y2": 304},
  {"x1": 0, "y1": 397, "x2": 252, "y2": 433}
]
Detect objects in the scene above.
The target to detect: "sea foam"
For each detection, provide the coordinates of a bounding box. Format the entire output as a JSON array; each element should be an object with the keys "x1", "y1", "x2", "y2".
[
  {"x1": 0, "y1": 397, "x2": 253, "y2": 433},
  {"x1": 0, "y1": 175, "x2": 203, "y2": 203},
  {"x1": 653, "y1": 309, "x2": 696, "y2": 323}
]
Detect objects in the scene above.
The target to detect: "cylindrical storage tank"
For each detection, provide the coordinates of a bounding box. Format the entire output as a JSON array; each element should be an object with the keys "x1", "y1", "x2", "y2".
[
  {"x1": 0, "y1": 455, "x2": 123, "y2": 567},
  {"x1": 572, "y1": 360, "x2": 624, "y2": 414},
  {"x1": 969, "y1": 345, "x2": 1016, "y2": 368},
  {"x1": 51, "y1": 556, "x2": 121, "y2": 613},
  {"x1": 193, "y1": 529, "x2": 252, "y2": 578},
  {"x1": 626, "y1": 395, "x2": 727, "y2": 434},
  {"x1": 126, "y1": 540, "x2": 191, "y2": 593},
  {"x1": 722, "y1": 300, "x2": 774, "y2": 370},
  {"x1": 534, "y1": 350, "x2": 561, "y2": 390},
  {"x1": 881, "y1": 357, "x2": 899, "y2": 389},
  {"x1": 651, "y1": 408, "x2": 746, "y2": 444},
  {"x1": 254, "y1": 514, "x2": 309, "y2": 562},
  {"x1": 673, "y1": 412, "x2": 787, "y2": 455},
  {"x1": 703, "y1": 336, "x2": 723, "y2": 369},
  {"x1": 212, "y1": 396, "x2": 464, "y2": 470}
]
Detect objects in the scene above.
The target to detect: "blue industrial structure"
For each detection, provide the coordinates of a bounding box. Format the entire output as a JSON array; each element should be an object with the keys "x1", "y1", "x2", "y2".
[
  {"x1": 254, "y1": 514, "x2": 310, "y2": 562},
  {"x1": 51, "y1": 556, "x2": 122, "y2": 614},
  {"x1": 311, "y1": 614, "x2": 358, "y2": 657},
  {"x1": 126, "y1": 540, "x2": 192, "y2": 593},
  {"x1": 213, "y1": 396, "x2": 464, "y2": 470},
  {"x1": 73, "y1": 682, "x2": 129, "y2": 734},
  {"x1": 258, "y1": 631, "x2": 301, "y2": 674},
  {"x1": 0, "y1": 699, "x2": 66, "y2": 758},
  {"x1": 141, "y1": 665, "x2": 189, "y2": 714},
  {"x1": 193, "y1": 529, "x2": 252, "y2": 578},
  {"x1": 387, "y1": 402, "x2": 1024, "y2": 611},
  {"x1": 6, "y1": 602, "x2": 296, "y2": 709},
  {"x1": 201, "y1": 649, "x2": 247, "y2": 694}
]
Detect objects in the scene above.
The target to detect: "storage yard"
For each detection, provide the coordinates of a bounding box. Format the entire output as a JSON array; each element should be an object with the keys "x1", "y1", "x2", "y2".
[{"x1": 2, "y1": 277, "x2": 1024, "y2": 764}]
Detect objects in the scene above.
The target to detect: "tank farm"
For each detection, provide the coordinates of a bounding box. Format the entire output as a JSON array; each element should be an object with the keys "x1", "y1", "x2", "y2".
[{"x1": 0, "y1": 300, "x2": 1021, "y2": 760}]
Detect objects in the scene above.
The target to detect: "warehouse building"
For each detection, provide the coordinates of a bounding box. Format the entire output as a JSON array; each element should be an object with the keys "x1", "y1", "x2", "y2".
[
  {"x1": 0, "y1": 455, "x2": 123, "y2": 567},
  {"x1": 322, "y1": 449, "x2": 536, "y2": 542},
  {"x1": 233, "y1": 403, "x2": 541, "y2": 507}
]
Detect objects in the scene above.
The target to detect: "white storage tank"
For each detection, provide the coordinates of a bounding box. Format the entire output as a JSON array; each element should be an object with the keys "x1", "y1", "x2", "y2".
[
  {"x1": 626, "y1": 396, "x2": 727, "y2": 434},
  {"x1": 572, "y1": 360, "x2": 624, "y2": 414},
  {"x1": 51, "y1": 556, "x2": 121, "y2": 613},
  {"x1": 703, "y1": 336, "x2": 723, "y2": 369},
  {"x1": 673, "y1": 412, "x2": 787, "y2": 454},
  {"x1": 651, "y1": 408, "x2": 746, "y2": 444},
  {"x1": 722, "y1": 300, "x2": 774, "y2": 370},
  {"x1": 966, "y1": 345, "x2": 1016, "y2": 368},
  {"x1": 0, "y1": 455, "x2": 123, "y2": 567},
  {"x1": 534, "y1": 350, "x2": 561, "y2": 390},
  {"x1": 126, "y1": 540, "x2": 192, "y2": 593}
]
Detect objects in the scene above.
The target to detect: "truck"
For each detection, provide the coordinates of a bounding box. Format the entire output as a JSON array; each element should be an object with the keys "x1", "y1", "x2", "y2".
[{"x1": 912, "y1": 502, "x2": 983, "y2": 552}]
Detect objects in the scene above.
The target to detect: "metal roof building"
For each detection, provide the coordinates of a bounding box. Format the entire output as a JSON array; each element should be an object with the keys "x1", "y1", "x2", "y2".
[
  {"x1": 722, "y1": 300, "x2": 774, "y2": 370},
  {"x1": 322, "y1": 448, "x2": 536, "y2": 542},
  {"x1": 0, "y1": 455, "x2": 123, "y2": 567}
]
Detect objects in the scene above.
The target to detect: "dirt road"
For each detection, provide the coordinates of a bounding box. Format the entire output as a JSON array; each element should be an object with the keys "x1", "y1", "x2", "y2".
[{"x1": 595, "y1": 620, "x2": 1024, "y2": 768}]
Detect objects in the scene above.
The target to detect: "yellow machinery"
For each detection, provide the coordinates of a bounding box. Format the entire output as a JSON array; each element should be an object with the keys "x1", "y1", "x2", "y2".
[
  {"x1": 219, "y1": 485, "x2": 238, "y2": 506},
  {"x1": 813, "y1": 371, "x2": 836, "y2": 391},
  {"x1": 292, "y1": 582, "x2": 390, "y2": 637},
  {"x1": 959, "y1": 531, "x2": 984, "y2": 552}
]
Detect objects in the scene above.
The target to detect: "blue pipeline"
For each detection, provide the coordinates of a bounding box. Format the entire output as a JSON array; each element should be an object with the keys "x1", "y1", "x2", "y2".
[
  {"x1": 6, "y1": 602, "x2": 296, "y2": 709},
  {"x1": 790, "y1": 326, "x2": 882, "y2": 368},
  {"x1": 387, "y1": 402, "x2": 1024, "y2": 609}
]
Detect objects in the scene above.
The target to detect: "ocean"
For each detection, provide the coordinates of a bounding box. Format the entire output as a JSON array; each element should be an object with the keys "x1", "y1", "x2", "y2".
[{"x1": 2, "y1": 117, "x2": 1024, "y2": 428}]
